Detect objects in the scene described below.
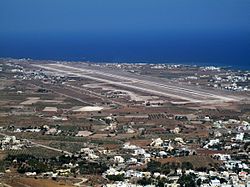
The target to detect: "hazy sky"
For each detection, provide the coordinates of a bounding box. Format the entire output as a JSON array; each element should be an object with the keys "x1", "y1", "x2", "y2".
[{"x1": 1, "y1": 0, "x2": 249, "y2": 35}]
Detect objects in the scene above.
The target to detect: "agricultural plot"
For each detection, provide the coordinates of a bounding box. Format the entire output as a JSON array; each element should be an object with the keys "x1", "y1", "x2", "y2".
[
  {"x1": 4, "y1": 177, "x2": 74, "y2": 187},
  {"x1": 155, "y1": 155, "x2": 221, "y2": 169},
  {"x1": 6, "y1": 147, "x2": 63, "y2": 158}
]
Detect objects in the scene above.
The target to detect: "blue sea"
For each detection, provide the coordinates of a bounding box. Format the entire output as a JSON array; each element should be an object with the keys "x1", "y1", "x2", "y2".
[{"x1": 0, "y1": 32, "x2": 249, "y2": 70}]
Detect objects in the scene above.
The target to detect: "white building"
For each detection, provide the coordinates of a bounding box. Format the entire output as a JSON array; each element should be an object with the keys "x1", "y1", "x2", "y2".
[{"x1": 114, "y1": 156, "x2": 125, "y2": 163}]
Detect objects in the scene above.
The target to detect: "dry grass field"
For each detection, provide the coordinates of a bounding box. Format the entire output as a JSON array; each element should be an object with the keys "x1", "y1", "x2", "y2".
[
  {"x1": 5, "y1": 177, "x2": 74, "y2": 187},
  {"x1": 154, "y1": 155, "x2": 221, "y2": 168}
]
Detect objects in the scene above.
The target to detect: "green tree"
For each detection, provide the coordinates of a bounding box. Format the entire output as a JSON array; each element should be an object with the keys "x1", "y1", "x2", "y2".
[
  {"x1": 178, "y1": 174, "x2": 196, "y2": 187},
  {"x1": 106, "y1": 174, "x2": 124, "y2": 181},
  {"x1": 147, "y1": 160, "x2": 161, "y2": 173}
]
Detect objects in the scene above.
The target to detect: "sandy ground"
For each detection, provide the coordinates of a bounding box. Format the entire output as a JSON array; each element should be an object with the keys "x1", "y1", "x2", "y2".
[
  {"x1": 0, "y1": 150, "x2": 6, "y2": 160},
  {"x1": 20, "y1": 97, "x2": 63, "y2": 105},
  {"x1": 73, "y1": 106, "x2": 103, "y2": 112},
  {"x1": 20, "y1": 97, "x2": 40, "y2": 105},
  {"x1": 0, "y1": 79, "x2": 13, "y2": 90}
]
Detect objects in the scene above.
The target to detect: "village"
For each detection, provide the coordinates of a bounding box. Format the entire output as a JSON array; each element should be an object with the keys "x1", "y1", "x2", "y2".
[{"x1": 0, "y1": 58, "x2": 249, "y2": 187}]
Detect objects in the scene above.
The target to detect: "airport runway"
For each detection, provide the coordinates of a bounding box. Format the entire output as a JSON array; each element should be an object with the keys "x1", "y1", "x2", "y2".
[{"x1": 33, "y1": 63, "x2": 240, "y2": 103}]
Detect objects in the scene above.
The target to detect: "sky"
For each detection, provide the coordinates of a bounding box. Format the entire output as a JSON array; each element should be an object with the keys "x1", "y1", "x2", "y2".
[
  {"x1": 0, "y1": 0, "x2": 249, "y2": 67},
  {"x1": 0, "y1": 0, "x2": 249, "y2": 34}
]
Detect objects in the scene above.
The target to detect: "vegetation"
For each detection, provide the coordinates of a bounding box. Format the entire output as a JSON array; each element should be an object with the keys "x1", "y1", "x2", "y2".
[
  {"x1": 7, "y1": 147, "x2": 62, "y2": 158},
  {"x1": 137, "y1": 177, "x2": 168, "y2": 187},
  {"x1": 106, "y1": 174, "x2": 124, "y2": 181},
  {"x1": 6, "y1": 154, "x2": 50, "y2": 174},
  {"x1": 78, "y1": 161, "x2": 108, "y2": 175},
  {"x1": 178, "y1": 173, "x2": 196, "y2": 187},
  {"x1": 146, "y1": 160, "x2": 194, "y2": 174},
  {"x1": 137, "y1": 177, "x2": 153, "y2": 186},
  {"x1": 0, "y1": 160, "x2": 5, "y2": 172}
]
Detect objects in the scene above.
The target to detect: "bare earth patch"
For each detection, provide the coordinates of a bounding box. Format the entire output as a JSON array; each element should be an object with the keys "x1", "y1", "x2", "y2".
[{"x1": 6, "y1": 177, "x2": 74, "y2": 187}]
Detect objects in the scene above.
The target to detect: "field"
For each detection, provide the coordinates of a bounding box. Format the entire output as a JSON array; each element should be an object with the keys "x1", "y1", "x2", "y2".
[
  {"x1": 4, "y1": 177, "x2": 74, "y2": 187},
  {"x1": 154, "y1": 155, "x2": 222, "y2": 169},
  {"x1": 6, "y1": 147, "x2": 63, "y2": 158}
]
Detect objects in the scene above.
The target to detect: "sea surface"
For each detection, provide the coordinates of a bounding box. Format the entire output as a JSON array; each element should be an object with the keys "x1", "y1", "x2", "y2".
[{"x1": 0, "y1": 32, "x2": 249, "y2": 70}]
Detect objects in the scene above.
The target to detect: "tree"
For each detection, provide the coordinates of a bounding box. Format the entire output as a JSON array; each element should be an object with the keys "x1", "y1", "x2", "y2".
[
  {"x1": 162, "y1": 164, "x2": 171, "y2": 175},
  {"x1": 178, "y1": 174, "x2": 196, "y2": 187},
  {"x1": 106, "y1": 174, "x2": 124, "y2": 181},
  {"x1": 196, "y1": 178, "x2": 202, "y2": 186},
  {"x1": 181, "y1": 162, "x2": 193, "y2": 170},
  {"x1": 137, "y1": 177, "x2": 152, "y2": 186},
  {"x1": 147, "y1": 160, "x2": 161, "y2": 173}
]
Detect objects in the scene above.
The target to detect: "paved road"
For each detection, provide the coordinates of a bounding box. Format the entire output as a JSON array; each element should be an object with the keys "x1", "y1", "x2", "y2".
[{"x1": 30, "y1": 141, "x2": 72, "y2": 155}]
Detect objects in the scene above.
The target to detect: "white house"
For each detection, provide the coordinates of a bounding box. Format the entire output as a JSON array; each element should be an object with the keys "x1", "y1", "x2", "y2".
[
  {"x1": 150, "y1": 138, "x2": 163, "y2": 147},
  {"x1": 114, "y1": 156, "x2": 125, "y2": 163},
  {"x1": 210, "y1": 179, "x2": 220, "y2": 187}
]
